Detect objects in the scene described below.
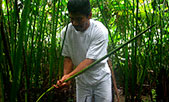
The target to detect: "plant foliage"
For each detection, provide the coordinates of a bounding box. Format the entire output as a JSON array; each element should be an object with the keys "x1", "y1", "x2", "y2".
[{"x1": 0, "y1": 0, "x2": 168, "y2": 102}]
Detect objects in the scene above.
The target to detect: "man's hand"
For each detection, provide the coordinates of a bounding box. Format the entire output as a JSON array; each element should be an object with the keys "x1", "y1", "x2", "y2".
[{"x1": 53, "y1": 74, "x2": 71, "y2": 89}]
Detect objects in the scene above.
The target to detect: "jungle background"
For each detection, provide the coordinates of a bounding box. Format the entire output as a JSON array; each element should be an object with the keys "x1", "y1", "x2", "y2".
[{"x1": 0, "y1": 0, "x2": 168, "y2": 102}]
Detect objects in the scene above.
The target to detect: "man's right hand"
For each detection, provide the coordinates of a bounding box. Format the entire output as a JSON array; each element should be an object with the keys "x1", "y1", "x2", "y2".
[{"x1": 53, "y1": 74, "x2": 71, "y2": 89}]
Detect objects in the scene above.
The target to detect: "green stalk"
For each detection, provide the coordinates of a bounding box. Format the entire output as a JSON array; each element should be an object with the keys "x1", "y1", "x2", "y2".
[
  {"x1": 23, "y1": 3, "x2": 35, "y2": 101},
  {"x1": 124, "y1": 0, "x2": 129, "y2": 100},
  {"x1": 1, "y1": 0, "x2": 14, "y2": 100},
  {"x1": 131, "y1": 0, "x2": 135, "y2": 101},
  {"x1": 49, "y1": 0, "x2": 57, "y2": 86},
  {"x1": 0, "y1": 71, "x2": 4, "y2": 102},
  {"x1": 36, "y1": 86, "x2": 55, "y2": 102},
  {"x1": 36, "y1": 24, "x2": 155, "y2": 102},
  {"x1": 8, "y1": 0, "x2": 15, "y2": 66},
  {"x1": 0, "y1": 19, "x2": 3, "y2": 101},
  {"x1": 35, "y1": 0, "x2": 47, "y2": 88},
  {"x1": 0, "y1": 3, "x2": 13, "y2": 77},
  {"x1": 29, "y1": 0, "x2": 39, "y2": 88},
  {"x1": 137, "y1": 56, "x2": 148, "y2": 100},
  {"x1": 96, "y1": 0, "x2": 113, "y2": 43},
  {"x1": 131, "y1": 0, "x2": 139, "y2": 101},
  {"x1": 50, "y1": 0, "x2": 61, "y2": 85},
  {"x1": 33, "y1": 0, "x2": 40, "y2": 88},
  {"x1": 58, "y1": 21, "x2": 69, "y2": 79},
  {"x1": 58, "y1": 0, "x2": 70, "y2": 79},
  {"x1": 24, "y1": 75, "x2": 28, "y2": 102},
  {"x1": 41, "y1": 11, "x2": 48, "y2": 81},
  {"x1": 10, "y1": 0, "x2": 31, "y2": 101},
  {"x1": 0, "y1": 43, "x2": 4, "y2": 102},
  {"x1": 24, "y1": 5, "x2": 35, "y2": 98}
]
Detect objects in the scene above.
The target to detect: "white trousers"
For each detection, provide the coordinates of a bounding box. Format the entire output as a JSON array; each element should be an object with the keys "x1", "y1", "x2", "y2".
[{"x1": 76, "y1": 75, "x2": 112, "y2": 102}]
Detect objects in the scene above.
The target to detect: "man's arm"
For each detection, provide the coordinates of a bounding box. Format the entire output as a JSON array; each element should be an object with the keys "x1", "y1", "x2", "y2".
[
  {"x1": 56, "y1": 57, "x2": 73, "y2": 88},
  {"x1": 57, "y1": 58, "x2": 94, "y2": 86},
  {"x1": 63, "y1": 56, "x2": 74, "y2": 75},
  {"x1": 68, "y1": 58, "x2": 94, "y2": 77}
]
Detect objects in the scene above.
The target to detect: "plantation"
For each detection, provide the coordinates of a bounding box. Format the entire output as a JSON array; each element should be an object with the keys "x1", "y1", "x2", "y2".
[{"x1": 0, "y1": 0, "x2": 168, "y2": 102}]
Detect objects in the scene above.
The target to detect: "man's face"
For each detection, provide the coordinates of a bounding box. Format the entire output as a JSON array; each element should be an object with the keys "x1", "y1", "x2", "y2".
[{"x1": 69, "y1": 12, "x2": 91, "y2": 32}]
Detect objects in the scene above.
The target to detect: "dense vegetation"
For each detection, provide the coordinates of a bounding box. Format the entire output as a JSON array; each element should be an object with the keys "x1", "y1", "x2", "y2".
[{"x1": 0, "y1": 0, "x2": 168, "y2": 102}]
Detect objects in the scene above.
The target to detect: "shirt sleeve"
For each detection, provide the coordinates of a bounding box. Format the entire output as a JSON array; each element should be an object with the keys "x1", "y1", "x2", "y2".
[{"x1": 86, "y1": 29, "x2": 108, "y2": 62}]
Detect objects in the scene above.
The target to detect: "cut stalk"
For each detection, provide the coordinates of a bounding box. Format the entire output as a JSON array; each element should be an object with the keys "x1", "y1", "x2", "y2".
[
  {"x1": 36, "y1": 86, "x2": 55, "y2": 102},
  {"x1": 68, "y1": 24, "x2": 155, "y2": 81},
  {"x1": 36, "y1": 24, "x2": 156, "y2": 102}
]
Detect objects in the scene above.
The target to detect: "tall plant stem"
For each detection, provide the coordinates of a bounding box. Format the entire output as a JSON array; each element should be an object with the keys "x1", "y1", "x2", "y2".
[
  {"x1": 10, "y1": 0, "x2": 31, "y2": 101},
  {"x1": 131, "y1": 0, "x2": 139, "y2": 101},
  {"x1": 0, "y1": 11, "x2": 14, "y2": 77},
  {"x1": 124, "y1": 0, "x2": 129, "y2": 100},
  {"x1": 49, "y1": 0, "x2": 61, "y2": 85},
  {"x1": 36, "y1": 24, "x2": 156, "y2": 102},
  {"x1": 96, "y1": 0, "x2": 114, "y2": 43}
]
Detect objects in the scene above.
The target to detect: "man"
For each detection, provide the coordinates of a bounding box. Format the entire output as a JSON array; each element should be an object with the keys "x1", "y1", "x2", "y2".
[{"x1": 56, "y1": 0, "x2": 112, "y2": 102}]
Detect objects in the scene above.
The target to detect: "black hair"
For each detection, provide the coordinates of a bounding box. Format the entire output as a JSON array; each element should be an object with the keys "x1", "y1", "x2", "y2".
[{"x1": 67, "y1": 0, "x2": 91, "y2": 16}]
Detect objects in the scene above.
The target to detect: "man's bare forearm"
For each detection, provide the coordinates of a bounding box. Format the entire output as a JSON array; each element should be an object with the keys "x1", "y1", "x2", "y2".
[
  {"x1": 68, "y1": 58, "x2": 94, "y2": 77},
  {"x1": 64, "y1": 57, "x2": 74, "y2": 75},
  {"x1": 59, "y1": 58, "x2": 94, "y2": 84}
]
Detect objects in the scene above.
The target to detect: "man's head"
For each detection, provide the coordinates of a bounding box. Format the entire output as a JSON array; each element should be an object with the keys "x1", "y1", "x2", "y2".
[
  {"x1": 67, "y1": 0, "x2": 92, "y2": 32},
  {"x1": 67, "y1": 0, "x2": 91, "y2": 17}
]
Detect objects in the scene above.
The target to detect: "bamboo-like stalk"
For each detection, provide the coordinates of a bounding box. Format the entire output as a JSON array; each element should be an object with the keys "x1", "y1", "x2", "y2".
[
  {"x1": 24, "y1": 6, "x2": 35, "y2": 100},
  {"x1": 41, "y1": 11, "x2": 48, "y2": 81},
  {"x1": 24, "y1": 75, "x2": 28, "y2": 102},
  {"x1": 96, "y1": 0, "x2": 114, "y2": 43},
  {"x1": 12, "y1": 0, "x2": 19, "y2": 63},
  {"x1": 124, "y1": 0, "x2": 129, "y2": 101},
  {"x1": 131, "y1": 0, "x2": 136, "y2": 101},
  {"x1": 131, "y1": 0, "x2": 139, "y2": 101},
  {"x1": 58, "y1": 21, "x2": 69, "y2": 79},
  {"x1": 7, "y1": 0, "x2": 15, "y2": 67},
  {"x1": 0, "y1": 28, "x2": 4, "y2": 101},
  {"x1": 29, "y1": 0, "x2": 40, "y2": 89},
  {"x1": 0, "y1": 71, "x2": 4, "y2": 102},
  {"x1": 36, "y1": 24, "x2": 155, "y2": 102},
  {"x1": 10, "y1": 0, "x2": 31, "y2": 101},
  {"x1": 49, "y1": 0, "x2": 60, "y2": 86},
  {"x1": 156, "y1": 1, "x2": 166, "y2": 101},
  {"x1": 0, "y1": 1, "x2": 14, "y2": 77},
  {"x1": 1, "y1": 1, "x2": 14, "y2": 100},
  {"x1": 0, "y1": 19, "x2": 3, "y2": 101},
  {"x1": 136, "y1": 0, "x2": 152, "y2": 100},
  {"x1": 137, "y1": 56, "x2": 148, "y2": 100},
  {"x1": 34, "y1": 0, "x2": 47, "y2": 88}
]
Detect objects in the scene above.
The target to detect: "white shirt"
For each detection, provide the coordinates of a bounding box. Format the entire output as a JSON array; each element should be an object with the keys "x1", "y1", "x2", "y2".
[{"x1": 61, "y1": 19, "x2": 111, "y2": 85}]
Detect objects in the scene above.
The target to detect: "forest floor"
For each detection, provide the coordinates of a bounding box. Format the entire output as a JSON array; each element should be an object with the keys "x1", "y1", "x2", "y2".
[{"x1": 114, "y1": 89, "x2": 152, "y2": 102}]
